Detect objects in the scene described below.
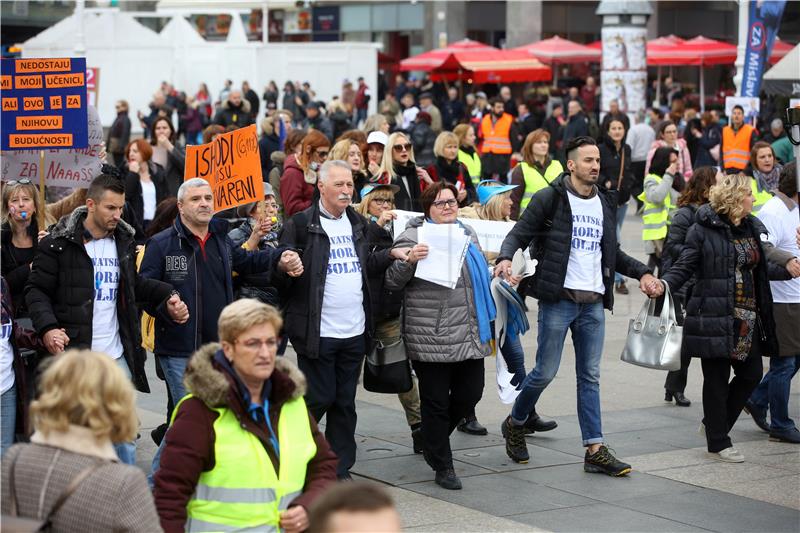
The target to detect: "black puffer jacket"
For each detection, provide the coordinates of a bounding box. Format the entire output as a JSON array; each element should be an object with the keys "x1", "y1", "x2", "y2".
[
  {"x1": 661, "y1": 203, "x2": 700, "y2": 300},
  {"x1": 274, "y1": 204, "x2": 393, "y2": 358},
  {"x1": 497, "y1": 173, "x2": 650, "y2": 311},
  {"x1": 661, "y1": 204, "x2": 790, "y2": 360},
  {"x1": 24, "y1": 207, "x2": 174, "y2": 392},
  {"x1": 366, "y1": 223, "x2": 403, "y2": 322}
]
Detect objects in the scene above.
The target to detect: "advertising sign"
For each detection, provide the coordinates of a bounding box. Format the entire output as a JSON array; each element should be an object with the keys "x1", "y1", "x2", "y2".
[{"x1": 741, "y1": 0, "x2": 787, "y2": 97}]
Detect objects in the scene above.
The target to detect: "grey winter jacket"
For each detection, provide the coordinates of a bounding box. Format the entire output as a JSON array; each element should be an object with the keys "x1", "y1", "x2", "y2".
[{"x1": 384, "y1": 217, "x2": 492, "y2": 363}]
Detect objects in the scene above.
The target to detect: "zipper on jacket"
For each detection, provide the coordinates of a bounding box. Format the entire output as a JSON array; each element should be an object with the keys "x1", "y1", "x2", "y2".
[
  {"x1": 755, "y1": 313, "x2": 767, "y2": 342},
  {"x1": 434, "y1": 301, "x2": 445, "y2": 334}
]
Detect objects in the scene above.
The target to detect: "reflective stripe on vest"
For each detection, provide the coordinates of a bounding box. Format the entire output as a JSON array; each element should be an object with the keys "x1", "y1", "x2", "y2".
[
  {"x1": 480, "y1": 113, "x2": 513, "y2": 154},
  {"x1": 637, "y1": 174, "x2": 673, "y2": 241},
  {"x1": 751, "y1": 178, "x2": 773, "y2": 214},
  {"x1": 519, "y1": 161, "x2": 564, "y2": 211},
  {"x1": 722, "y1": 124, "x2": 754, "y2": 170},
  {"x1": 171, "y1": 393, "x2": 317, "y2": 532},
  {"x1": 459, "y1": 149, "x2": 482, "y2": 185}
]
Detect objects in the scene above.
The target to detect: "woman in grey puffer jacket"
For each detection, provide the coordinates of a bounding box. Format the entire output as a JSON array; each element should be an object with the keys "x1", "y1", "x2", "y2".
[{"x1": 385, "y1": 182, "x2": 494, "y2": 491}]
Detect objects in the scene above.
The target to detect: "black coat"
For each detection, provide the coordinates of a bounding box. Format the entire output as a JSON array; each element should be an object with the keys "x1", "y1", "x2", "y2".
[
  {"x1": 661, "y1": 204, "x2": 789, "y2": 360},
  {"x1": 124, "y1": 162, "x2": 171, "y2": 226},
  {"x1": 364, "y1": 224, "x2": 404, "y2": 323},
  {"x1": 1, "y1": 220, "x2": 40, "y2": 317},
  {"x1": 275, "y1": 204, "x2": 393, "y2": 359},
  {"x1": 498, "y1": 173, "x2": 650, "y2": 311},
  {"x1": 661, "y1": 203, "x2": 699, "y2": 300},
  {"x1": 598, "y1": 137, "x2": 634, "y2": 206},
  {"x1": 410, "y1": 122, "x2": 436, "y2": 168},
  {"x1": 24, "y1": 207, "x2": 174, "y2": 392}
]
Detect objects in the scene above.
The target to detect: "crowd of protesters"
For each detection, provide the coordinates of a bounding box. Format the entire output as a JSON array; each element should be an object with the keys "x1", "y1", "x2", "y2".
[{"x1": 1, "y1": 69, "x2": 799, "y2": 532}]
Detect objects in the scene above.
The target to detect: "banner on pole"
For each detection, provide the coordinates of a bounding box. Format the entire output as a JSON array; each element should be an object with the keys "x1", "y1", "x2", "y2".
[
  {"x1": 184, "y1": 124, "x2": 264, "y2": 212},
  {"x1": 741, "y1": 0, "x2": 787, "y2": 97},
  {"x1": 1, "y1": 57, "x2": 89, "y2": 150},
  {"x1": 1, "y1": 105, "x2": 103, "y2": 187}
]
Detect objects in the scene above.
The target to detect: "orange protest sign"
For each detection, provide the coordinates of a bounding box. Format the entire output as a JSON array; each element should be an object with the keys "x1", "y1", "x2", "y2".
[
  {"x1": 184, "y1": 124, "x2": 264, "y2": 212},
  {"x1": 8, "y1": 133, "x2": 72, "y2": 148},
  {"x1": 15, "y1": 58, "x2": 71, "y2": 73},
  {"x1": 44, "y1": 72, "x2": 85, "y2": 88},
  {"x1": 15, "y1": 115, "x2": 63, "y2": 130},
  {"x1": 15, "y1": 75, "x2": 43, "y2": 89}
]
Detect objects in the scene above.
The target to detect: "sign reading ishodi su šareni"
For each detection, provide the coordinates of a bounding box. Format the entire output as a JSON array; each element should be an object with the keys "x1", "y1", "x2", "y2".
[{"x1": 1, "y1": 57, "x2": 88, "y2": 150}]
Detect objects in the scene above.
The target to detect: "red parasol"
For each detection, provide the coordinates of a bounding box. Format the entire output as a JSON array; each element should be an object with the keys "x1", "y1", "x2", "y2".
[
  {"x1": 513, "y1": 35, "x2": 601, "y2": 64},
  {"x1": 399, "y1": 38, "x2": 497, "y2": 72},
  {"x1": 430, "y1": 49, "x2": 552, "y2": 84}
]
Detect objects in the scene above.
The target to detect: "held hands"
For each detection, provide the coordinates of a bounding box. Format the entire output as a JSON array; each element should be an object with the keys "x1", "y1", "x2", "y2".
[
  {"x1": 405, "y1": 243, "x2": 429, "y2": 264},
  {"x1": 43, "y1": 328, "x2": 69, "y2": 355},
  {"x1": 279, "y1": 250, "x2": 304, "y2": 277},
  {"x1": 279, "y1": 505, "x2": 308, "y2": 533},
  {"x1": 166, "y1": 293, "x2": 189, "y2": 324},
  {"x1": 639, "y1": 273, "x2": 664, "y2": 298}
]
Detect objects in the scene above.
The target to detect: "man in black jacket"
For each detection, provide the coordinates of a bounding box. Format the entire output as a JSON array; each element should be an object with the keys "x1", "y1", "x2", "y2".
[
  {"x1": 275, "y1": 160, "x2": 407, "y2": 479},
  {"x1": 25, "y1": 174, "x2": 190, "y2": 464},
  {"x1": 495, "y1": 137, "x2": 662, "y2": 476}
]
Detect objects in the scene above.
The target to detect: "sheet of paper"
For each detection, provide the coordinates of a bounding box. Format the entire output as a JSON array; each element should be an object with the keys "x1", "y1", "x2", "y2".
[{"x1": 414, "y1": 222, "x2": 470, "y2": 289}]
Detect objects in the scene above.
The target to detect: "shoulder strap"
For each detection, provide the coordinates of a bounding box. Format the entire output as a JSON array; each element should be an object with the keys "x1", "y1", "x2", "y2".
[
  {"x1": 616, "y1": 149, "x2": 626, "y2": 191},
  {"x1": 43, "y1": 461, "x2": 107, "y2": 525}
]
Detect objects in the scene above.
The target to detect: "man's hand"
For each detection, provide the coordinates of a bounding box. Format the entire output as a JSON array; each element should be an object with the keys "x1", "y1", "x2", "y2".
[
  {"x1": 280, "y1": 505, "x2": 308, "y2": 533},
  {"x1": 166, "y1": 293, "x2": 189, "y2": 324},
  {"x1": 279, "y1": 250, "x2": 304, "y2": 277},
  {"x1": 43, "y1": 328, "x2": 69, "y2": 355},
  {"x1": 639, "y1": 273, "x2": 664, "y2": 298},
  {"x1": 405, "y1": 243, "x2": 429, "y2": 264},
  {"x1": 389, "y1": 247, "x2": 411, "y2": 261},
  {"x1": 494, "y1": 259, "x2": 513, "y2": 279},
  {"x1": 786, "y1": 257, "x2": 800, "y2": 278}
]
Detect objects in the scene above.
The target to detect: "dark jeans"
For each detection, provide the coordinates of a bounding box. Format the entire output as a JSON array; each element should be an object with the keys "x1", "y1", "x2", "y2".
[
  {"x1": 749, "y1": 355, "x2": 800, "y2": 431},
  {"x1": 701, "y1": 354, "x2": 763, "y2": 452},
  {"x1": 412, "y1": 358, "x2": 485, "y2": 471},
  {"x1": 664, "y1": 296, "x2": 691, "y2": 393},
  {"x1": 298, "y1": 334, "x2": 366, "y2": 478}
]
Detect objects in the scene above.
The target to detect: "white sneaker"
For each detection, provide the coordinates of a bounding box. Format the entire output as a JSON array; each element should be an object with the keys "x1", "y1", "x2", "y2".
[
  {"x1": 713, "y1": 447, "x2": 745, "y2": 463},
  {"x1": 698, "y1": 422, "x2": 705, "y2": 436}
]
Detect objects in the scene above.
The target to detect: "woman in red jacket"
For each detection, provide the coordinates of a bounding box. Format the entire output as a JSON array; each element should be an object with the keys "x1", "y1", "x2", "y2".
[{"x1": 280, "y1": 130, "x2": 331, "y2": 217}]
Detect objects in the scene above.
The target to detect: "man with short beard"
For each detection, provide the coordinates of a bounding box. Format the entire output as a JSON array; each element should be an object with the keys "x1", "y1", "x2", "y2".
[
  {"x1": 275, "y1": 160, "x2": 409, "y2": 480},
  {"x1": 495, "y1": 136, "x2": 662, "y2": 475}
]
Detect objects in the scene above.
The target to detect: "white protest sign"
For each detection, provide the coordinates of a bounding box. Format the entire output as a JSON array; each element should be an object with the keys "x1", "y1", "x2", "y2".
[
  {"x1": 392, "y1": 209, "x2": 516, "y2": 254},
  {"x1": 1, "y1": 105, "x2": 103, "y2": 188}
]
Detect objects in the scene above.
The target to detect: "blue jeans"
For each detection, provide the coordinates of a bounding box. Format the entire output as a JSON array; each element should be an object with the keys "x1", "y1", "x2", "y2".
[
  {"x1": 615, "y1": 202, "x2": 628, "y2": 285},
  {"x1": 1, "y1": 384, "x2": 16, "y2": 456},
  {"x1": 500, "y1": 335, "x2": 526, "y2": 387},
  {"x1": 749, "y1": 355, "x2": 800, "y2": 431},
  {"x1": 113, "y1": 357, "x2": 136, "y2": 465},
  {"x1": 157, "y1": 355, "x2": 189, "y2": 403},
  {"x1": 511, "y1": 300, "x2": 605, "y2": 445}
]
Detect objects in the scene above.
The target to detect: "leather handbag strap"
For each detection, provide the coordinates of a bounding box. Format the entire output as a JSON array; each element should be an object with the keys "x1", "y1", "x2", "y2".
[{"x1": 616, "y1": 148, "x2": 626, "y2": 191}]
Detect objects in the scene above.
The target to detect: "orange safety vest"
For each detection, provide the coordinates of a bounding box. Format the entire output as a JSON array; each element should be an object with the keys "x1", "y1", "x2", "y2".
[
  {"x1": 721, "y1": 124, "x2": 754, "y2": 170},
  {"x1": 480, "y1": 113, "x2": 513, "y2": 155}
]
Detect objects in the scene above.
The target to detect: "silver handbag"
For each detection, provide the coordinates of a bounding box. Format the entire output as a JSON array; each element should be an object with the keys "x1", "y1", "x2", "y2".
[{"x1": 620, "y1": 281, "x2": 682, "y2": 371}]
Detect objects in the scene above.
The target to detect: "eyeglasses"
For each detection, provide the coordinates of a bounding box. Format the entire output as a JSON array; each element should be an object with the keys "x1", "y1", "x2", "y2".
[
  {"x1": 431, "y1": 199, "x2": 458, "y2": 209},
  {"x1": 236, "y1": 338, "x2": 280, "y2": 352},
  {"x1": 315, "y1": 150, "x2": 329, "y2": 159},
  {"x1": 5, "y1": 179, "x2": 32, "y2": 186},
  {"x1": 371, "y1": 198, "x2": 392, "y2": 206},
  {"x1": 393, "y1": 143, "x2": 412, "y2": 153},
  {"x1": 263, "y1": 202, "x2": 278, "y2": 209}
]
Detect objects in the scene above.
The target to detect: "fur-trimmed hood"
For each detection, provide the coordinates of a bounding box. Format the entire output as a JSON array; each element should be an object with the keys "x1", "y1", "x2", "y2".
[
  {"x1": 184, "y1": 343, "x2": 307, "y2": 408},
  {"x1": 222, "y1": 98, "x2": 252, "y2": 114},
  {"x1": 48, "y1": 206, "x2": 135, "y2": 241}
]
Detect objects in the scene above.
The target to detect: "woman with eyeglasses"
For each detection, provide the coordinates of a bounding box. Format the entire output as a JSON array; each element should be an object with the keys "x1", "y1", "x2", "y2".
[
  {"x1": 385, "y1": 182, "x2": 495, "y2": 490},
  {"x1": 425, "y1": 132, "x2": 477, "y2": 207},
  {"x1": 281, "y1": 130, "x2": 331, "y2": 217},
  {"x1": 645, "y1": 120, "x2": 693, "y2": 181},
  {"x1": 124, "y1": 139, "x2": 170, "y2": 231},
  {"x1": 377, "y1": 132, "x2": 432, "y2": 212},
  {"x1": 153, "y1": 299, "x2": 338, "y2": 532}
]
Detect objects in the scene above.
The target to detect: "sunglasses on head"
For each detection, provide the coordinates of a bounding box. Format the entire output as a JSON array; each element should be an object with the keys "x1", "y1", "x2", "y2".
[
  {"x1": 393, "y1": 143, "x2": 412, "y2": 152},
  {"x1": 5, "y1": 179, "x2": 32, "y2": 186}
]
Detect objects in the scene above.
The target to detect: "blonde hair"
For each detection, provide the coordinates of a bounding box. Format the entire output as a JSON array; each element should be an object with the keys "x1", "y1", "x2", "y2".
[
  {"x1": 1, "y1": 182, "x2": 55, "y2": 228},
  {"x1": 378, "y1": 132, "x2": 415, "y2": 180},
  {"x1": 218, "y1": 299, "x2": 284, "y2": 344},
  {"x1": 330, "y1": 139, "x2": 364, "y2": 172},
  {"x1": 478, "y1": 190, "x2": 511, "y2": 221},
  {"x1": 30, "y1": 350, "x2": 138, "y2": 443},
  {"x1": 453, "y1": 124, "x2": 473, "y2": 146},
  {"x1": 708, "y1": 173, "x2": 752, "y2": 225},
  {"x1": 433, "y1": 131, "x2": 459, "y2": 159},
  {"x1": 355, "y1": 188, "x2": 395, "y2": 218},
  {"x1": 362, "y1": 114, "x2": 387, "y2": 136}
]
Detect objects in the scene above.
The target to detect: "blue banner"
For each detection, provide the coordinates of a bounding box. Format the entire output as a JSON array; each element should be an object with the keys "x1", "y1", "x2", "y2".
[
  {"x1": 741, "y1": 0, "x2": 786, "y2": 97},
  {"x1": 1, "y1": 57, "x2": 88, "y2": 150}
]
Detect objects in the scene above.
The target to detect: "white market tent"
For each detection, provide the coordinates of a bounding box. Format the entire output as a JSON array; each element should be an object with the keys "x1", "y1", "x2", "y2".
[
  {"x1": 22, "y1": 8, "x2": 379, "y2": 131},
  {"x1": 762, "y1": 44, "x2": 800, "y2": 96}
]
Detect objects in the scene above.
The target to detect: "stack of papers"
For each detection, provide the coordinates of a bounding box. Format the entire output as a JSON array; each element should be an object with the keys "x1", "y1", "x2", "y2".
[{"x1": 414, "y1": 222, "x2": 470, "y2": 289}]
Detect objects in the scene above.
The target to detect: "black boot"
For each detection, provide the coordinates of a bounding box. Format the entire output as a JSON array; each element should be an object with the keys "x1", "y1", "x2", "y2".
[
  {"x1": 665, "y1": 391, "x2": 691, "y2": 407},
  {"x1": 523, "y1": 412, "x2": 558, "y2": 434},
  {"x1": 435, "y1": 467, "x2": 462, "y2": 490},
  {"x1": 411, "y1": 425, "x2": 423, "y2": 454},
  {"x1": 457, "y1": 415, "x2": 488, "y2": 435}
]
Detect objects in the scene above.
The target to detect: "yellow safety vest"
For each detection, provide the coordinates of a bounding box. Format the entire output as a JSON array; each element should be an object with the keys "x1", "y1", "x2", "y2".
[
  {"x1": 722, "y1": 124, "x2": 754, "y2": 170},
  {"x1": 637, "y1": 173, "x2": 673, "y2": 241},
  {"x1": 751, "y1": 178, "x2": 773, "y2": 214},
  {"x1": 519, "y1": 160, "x2": 564, "y2": 211},
  {"x1": 459, "y1": 148, "x2": 482, "y2": 186},
  {"x1": 173, "y1": 394, "x2": 317, "y2": 533}
]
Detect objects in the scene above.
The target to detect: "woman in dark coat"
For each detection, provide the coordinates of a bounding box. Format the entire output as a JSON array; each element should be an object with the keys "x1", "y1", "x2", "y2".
[
  {"x1": 148, "y1": 116, "x2": 186, "y2": 197},
  {"x1": 123, "y1": 139, "x2": 170, "y2": 230},
  {"x1": 661, "y1": 173, "x2": 795, "y2": 463},
  {"x1": 425, "y1": 131, "x2": 477, "y2": 207}
]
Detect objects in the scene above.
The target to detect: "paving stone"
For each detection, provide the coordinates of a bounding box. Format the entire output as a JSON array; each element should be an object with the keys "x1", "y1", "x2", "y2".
[
  {"x1": 626, "y1": 448, "x2": 719, "y2": 473},
  {"x1": 717, "y1": 475, "x2": 800, "y2": 511},
  {"x1": 354, "y1": 435, "x2": 416, "y2": 462},
  {"x1": 402, "y1": 473, "x2": 595, "y2": 516},
  {"x1": 509, "y1": 502, "x2": 709, "y2": 532},
  {"x1": 350, "y1": 454, "x2": 492, "y2": 485},
  {"x1": 648, "y1": 460, "x2": 787, "y2": 487},
  {"x1": 614, "y1": 487, "x2": 800, "y2": 532},
  {"x1": 452, "y1": 443, "x2": 581, "y2": 473}
]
